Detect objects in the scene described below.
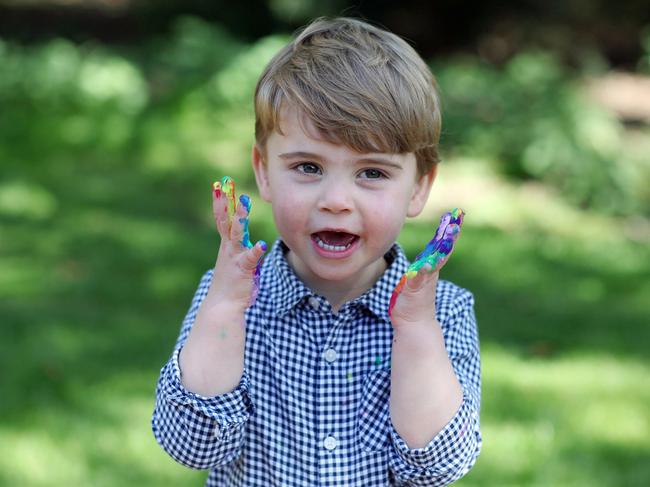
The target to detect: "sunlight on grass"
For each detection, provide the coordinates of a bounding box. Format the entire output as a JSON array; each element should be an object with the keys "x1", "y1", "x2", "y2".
[
  {"x1": 465, "y1": 344, "x2": 650, "y2": 486},
  {"x1": 0, "y1": 373, "x2": 206, "y2": 487},
  {"x1": 0, "y1": 429, "x2": 90, "y2": 485},
  {"x1": 0, "y1": 180, "x2": 58, "y2": 220},
  {"x1": 0, "y1": 256, "x2": 53, "y2": 298},
  {"x1": 65, "y1": 208, "x2": 190, "y2": 259},
  {"x1": 424, "y1": 156, "x2": 650, "y2": 251}
]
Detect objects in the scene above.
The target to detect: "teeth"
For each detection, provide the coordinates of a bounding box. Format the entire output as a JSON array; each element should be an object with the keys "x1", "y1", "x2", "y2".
[{"x1": 315, "y1": 235, "x2": 354, "y2": 252}]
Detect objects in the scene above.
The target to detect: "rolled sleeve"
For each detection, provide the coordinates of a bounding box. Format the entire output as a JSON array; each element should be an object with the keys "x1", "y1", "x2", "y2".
[
  {"x1": 389, "y1": 395, "x2": 481, "y2": 485},
  {"x1": 388, "y1": 284, "x2": 482, "y2": 485},
  {"x1": 151, "y1": 269, "x2": 255, "y2": 470},
  {"x1": 152, "y1": 348, "x2": 255, "y2": 469},
  {"x1": 163, "y1": 347, "x2": 255, "y2": 426}
]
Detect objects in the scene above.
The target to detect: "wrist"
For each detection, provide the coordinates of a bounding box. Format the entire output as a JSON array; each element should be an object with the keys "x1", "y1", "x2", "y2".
[
  {"x1": 392, "y1": 319, "x2": 443, "y2": 352},
  {"x1": 197, "y1": 295, "x2": 247, "y2": 323}
]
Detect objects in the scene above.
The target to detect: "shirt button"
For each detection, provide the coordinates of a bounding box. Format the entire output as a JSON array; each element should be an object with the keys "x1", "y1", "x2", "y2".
[
  {"x1": 323, "y1": 348, "x2": 337, "y2": 363},
  {"x1": 308, "y1": 296, "x2": 320, "y2": 310},
  {"x1": 323, "y1": 435, "x2": 338, "y2": 450},
  {"x1": 214, "y1": 423, "x2": 221, "y2": 439}
]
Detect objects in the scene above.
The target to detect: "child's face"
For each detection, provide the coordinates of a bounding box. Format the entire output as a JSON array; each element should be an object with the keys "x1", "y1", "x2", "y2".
[{"x1": 252, "y1": 107, "x2": 435, "y2": 293}]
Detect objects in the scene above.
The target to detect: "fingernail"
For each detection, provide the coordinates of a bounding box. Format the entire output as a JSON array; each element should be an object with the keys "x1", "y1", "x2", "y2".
[
  {"x1": 214, "y1": 188, "x2": 221, "y2": 198},
  {"x1": 258, "y1": 240, "x2": 267, "y2": 252},
  {"x1": 240, "y1": 194, "x2": 251, "y2": 212}
]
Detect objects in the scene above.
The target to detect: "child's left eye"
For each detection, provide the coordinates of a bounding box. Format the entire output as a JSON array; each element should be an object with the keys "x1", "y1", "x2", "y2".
[{"x1": 359, "y1": 168, "x2": 386, "y2": 179}]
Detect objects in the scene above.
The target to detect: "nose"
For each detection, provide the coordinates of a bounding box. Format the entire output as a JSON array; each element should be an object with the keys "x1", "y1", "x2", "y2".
[{"x1": 317, "y1": 177, "x2": 354, "y2": 214}]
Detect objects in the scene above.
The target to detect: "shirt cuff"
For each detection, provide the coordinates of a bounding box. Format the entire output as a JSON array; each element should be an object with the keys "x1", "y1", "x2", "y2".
[
  {"x1": 389, "y1": 394, "x2": 480, "y2": 477},
  {"x1": 160, "y1": 347, "x2": 255, "y2": 429}
]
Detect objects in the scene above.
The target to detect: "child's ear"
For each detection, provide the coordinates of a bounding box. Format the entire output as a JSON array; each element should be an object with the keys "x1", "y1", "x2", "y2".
[
  {"x1": 252, "y1": 143, "x2": 272, "y2": 203},
  {"x1": 407, "y1": 165, "x2": 437, "y2": 217}
]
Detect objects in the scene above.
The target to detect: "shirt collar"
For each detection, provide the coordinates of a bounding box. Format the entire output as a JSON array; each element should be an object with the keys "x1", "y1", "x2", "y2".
[
  {"x1": 353, "y1": 243, "x2": 409, "y2": 323},
  {"x1": 265, "y1": 239, "x2": 409, "y2": 322},
  {"x1": 267, "y1": 240, "x2": 315, "y2": 316}
]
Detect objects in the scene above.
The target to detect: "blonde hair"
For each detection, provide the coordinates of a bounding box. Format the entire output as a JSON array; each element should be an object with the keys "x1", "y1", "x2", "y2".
[{"x1": 254, "y1": 17, "x2": 442, "y2": 177}]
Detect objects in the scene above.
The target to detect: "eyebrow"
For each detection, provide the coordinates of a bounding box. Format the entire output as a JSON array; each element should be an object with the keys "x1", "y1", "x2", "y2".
[{"x1": 278, "y1": 151, "x2": 403, "y2": 170}]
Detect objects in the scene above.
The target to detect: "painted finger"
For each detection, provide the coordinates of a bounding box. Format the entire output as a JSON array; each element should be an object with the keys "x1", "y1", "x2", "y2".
[
  {"x1": 212, "y1": 181, "x2": 231, "y2": 238},
  {"x1": 239, "y1": 195, "x2": 254, "y2": 249},
  {"x1": 240, "y1": 240, "x2": 267, "y2": 271},
  {"x1": 220, "y1": 176, "x2": 237, "y2": 222},
  {"x1": 242, "y1": 240, "x2": 267, "y2": 307},
  {"x1": 414, "y1": 216, "x2": 448, "y2": 261},
  {"x1": 388, "y1": 275, "x2": 407, "y2": 316},
  {"x1": 405, "y1": 266, "x2": 428, "y2": 291},
  {"x1": 433, "y1": 251, "x2": 454, "y2": 272},
  {"x1": 388, "y1": 208, "x2": 465, "y2": 317},
  {"x1": 230, "y1": 196, "x2": 251, "y2": 247}
]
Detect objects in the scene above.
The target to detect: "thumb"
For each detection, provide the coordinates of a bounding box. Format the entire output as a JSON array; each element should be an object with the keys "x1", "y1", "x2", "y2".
[{"x1": 240, "y1": 240, "x2": 267, "y2": 272}]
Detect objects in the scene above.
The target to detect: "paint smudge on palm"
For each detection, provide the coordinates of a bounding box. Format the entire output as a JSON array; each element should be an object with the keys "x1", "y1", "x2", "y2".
[
  {"x1": 388, "y1": 208, "x2": 465, "y2": 317},
  {"x1": 212, "y1": 175, "x2": 265, "y2": 305}
]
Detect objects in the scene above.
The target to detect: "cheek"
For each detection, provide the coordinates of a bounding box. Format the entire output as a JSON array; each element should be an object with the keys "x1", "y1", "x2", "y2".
[
  {"x1": 270, "y1": 191, "x2": 307, "y2": 231},
  {"x1": 367, "y1": 190, "x2": 410, "y2": 220},
  {"x1": 364, "y1": 197, "x2": 406, "y2": 234}
]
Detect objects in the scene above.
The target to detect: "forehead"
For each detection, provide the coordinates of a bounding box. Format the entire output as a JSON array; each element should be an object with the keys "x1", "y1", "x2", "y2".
[
  {"x1": 275, "y1": 106, "x2": 341, "y2": 145},
  {"x1": 272, "y1": 106, "x2": 402, "y2": 160}
]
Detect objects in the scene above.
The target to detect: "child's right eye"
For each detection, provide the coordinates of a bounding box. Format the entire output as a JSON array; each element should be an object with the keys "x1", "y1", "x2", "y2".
[{"x1": 295, "y1": 162, "x2": 321, "y2": 175}]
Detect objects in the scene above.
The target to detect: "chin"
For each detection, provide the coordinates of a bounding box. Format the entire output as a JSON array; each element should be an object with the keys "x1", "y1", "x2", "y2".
[{"x1": 305, "y1": 262, "x2": 359, "y2": 282}]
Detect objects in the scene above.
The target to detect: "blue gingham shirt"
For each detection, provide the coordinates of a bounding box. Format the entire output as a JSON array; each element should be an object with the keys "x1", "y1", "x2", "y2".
[{"x1": 153, "y1": 239, "x2": 481, "y2": 486}]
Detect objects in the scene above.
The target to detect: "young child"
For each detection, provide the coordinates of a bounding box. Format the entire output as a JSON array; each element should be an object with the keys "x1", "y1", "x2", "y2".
[{"x1": 152, "y1": 17, "x2": 481, "y2": 486}]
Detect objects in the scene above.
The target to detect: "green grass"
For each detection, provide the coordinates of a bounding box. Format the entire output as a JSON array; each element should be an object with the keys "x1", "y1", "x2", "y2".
[{"x1": 1, "y1": 153, "x2": 648, "y2": 486}]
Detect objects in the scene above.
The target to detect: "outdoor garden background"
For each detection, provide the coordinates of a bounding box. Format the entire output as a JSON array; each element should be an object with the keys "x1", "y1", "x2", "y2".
[{"x1": 1, "y1": 1, "x2": 649, "y2": 485}]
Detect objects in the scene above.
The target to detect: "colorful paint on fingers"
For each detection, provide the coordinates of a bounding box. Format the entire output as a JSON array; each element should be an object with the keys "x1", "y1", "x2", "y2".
[
  {"x1": 220, "y1": 176, "x2": 237, "y2": 220},
  {"x1": 388, "y1": 208, "x2": 465, "y2": 317},
  {"x1": 212, "y1": 180, "x2": 222, "y2": 198},
  {"x1": 239, "y1": 194, "x2": 254, "y2": 249},
  {"x1": 212, "y1": 176, "x2": 267, "y2": 307}
]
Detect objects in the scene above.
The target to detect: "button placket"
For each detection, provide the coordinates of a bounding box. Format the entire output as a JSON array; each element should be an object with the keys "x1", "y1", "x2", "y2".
[
  {"x1": 323, "y1": 435, "x2": 338, "y2": 450},
  {"x1": 317, "y1": 311, "x2": 343, "y2": 466}
]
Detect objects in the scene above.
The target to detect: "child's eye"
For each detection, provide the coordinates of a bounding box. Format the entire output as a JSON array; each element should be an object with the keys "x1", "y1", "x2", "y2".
[
  {"x1": 359, "y1": 168, "x2": 386, "y2": 179},
  {"x1": 295, "y1": 162, "x2": 322, "y2": 175}
]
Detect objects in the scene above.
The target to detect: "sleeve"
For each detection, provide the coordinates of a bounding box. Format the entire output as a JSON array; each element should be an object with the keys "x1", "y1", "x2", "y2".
[
  {"x1": 151, "y1": 269, "x2": 256, "y2": 470},
  {"x1": 388, "y1": 286, "x2": 482, "y2": 486}
]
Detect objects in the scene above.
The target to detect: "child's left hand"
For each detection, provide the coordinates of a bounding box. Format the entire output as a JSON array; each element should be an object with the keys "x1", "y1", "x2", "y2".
[{"x1": 388, "y1": 209, "x2": 464, "y2": 330}]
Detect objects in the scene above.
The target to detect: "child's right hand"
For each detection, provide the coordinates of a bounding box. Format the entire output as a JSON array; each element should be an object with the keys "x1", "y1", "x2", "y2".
[{"x1": 208, "y1": 177, "x2": 266, "y2": 313}]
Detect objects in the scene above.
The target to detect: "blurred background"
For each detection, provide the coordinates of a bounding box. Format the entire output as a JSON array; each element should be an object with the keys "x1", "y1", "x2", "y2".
[{"x1": 1, "y1": 0, "x2": 649, "y2": 485}]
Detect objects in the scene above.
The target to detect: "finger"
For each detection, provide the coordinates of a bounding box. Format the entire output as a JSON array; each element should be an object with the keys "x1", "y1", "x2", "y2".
[
  {"x1": 239, "y1": 195, "x2": 253, "y2": 248},
  {"x1": 221, "y1": 176, "x2": 237, "y2": 221},
  {"x1": 230, "y1": 195, "x2": 251, "y2": 246},
  {"x1": 405, "y1": 263, "x2": 434, "y2": 291},
  {"x1": 239, "y1": 240, "x2": 267, "y2": 272},
  {"x1": 431, "y1": 237, "x2": 458, "y2": 271},
  {"x1": 434, "y1": 254, "x2": 451, "y2": 272},
  {"x1": 212, "y1": 183, "x2": 230, "y2": 238}
]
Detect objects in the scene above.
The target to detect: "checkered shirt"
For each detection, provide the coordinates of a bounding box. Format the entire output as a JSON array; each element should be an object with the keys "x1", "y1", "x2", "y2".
[{"x1": 153, "y1": 239, "x2": 482, "y2": 486}]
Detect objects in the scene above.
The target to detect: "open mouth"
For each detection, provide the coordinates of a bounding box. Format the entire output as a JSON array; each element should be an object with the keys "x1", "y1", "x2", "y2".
[{"x1": 311, "y1": 231, "x2": 359, "y2": 252}]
